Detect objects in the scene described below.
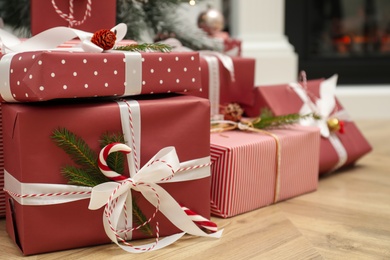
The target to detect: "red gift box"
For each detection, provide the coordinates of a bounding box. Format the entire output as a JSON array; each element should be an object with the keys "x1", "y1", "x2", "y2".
[
  {"x1": 2, "y1": 94, "x2": 212, "y2": 255},
  {"x1": 223, "y1": 38, "x2": 242, "y2": 57},
  {"x1": 0, "y1": 104, "x2": 3, "y2": 218},
  {"x1": 189, "y1": 55, "x2": 255, "y2": 118},
  {"x1": 0, "y1": 50, "x2": 202, "y2": 102},
  {"x1": 242, "y1": 76, "x2": 372, "y2": 174},
  {"x1": 210, "y1": 125, "x2": 320, "y2": 218},
  {"x1": 30, "y1": 0, "x2": 116, "y2": 35}
]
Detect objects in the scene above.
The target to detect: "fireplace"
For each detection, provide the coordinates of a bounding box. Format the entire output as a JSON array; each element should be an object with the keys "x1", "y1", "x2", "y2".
[{"x1": 285, "y1": 0, "x2": 390, "y2": 84}]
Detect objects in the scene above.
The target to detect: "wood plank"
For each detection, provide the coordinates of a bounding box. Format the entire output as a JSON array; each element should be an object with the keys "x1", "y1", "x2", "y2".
[{"x1": 278, "y1": 120, "x2": 390, "y2": 259}]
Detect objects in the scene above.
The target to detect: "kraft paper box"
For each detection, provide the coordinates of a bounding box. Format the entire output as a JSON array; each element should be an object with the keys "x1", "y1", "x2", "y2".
[
  {"x1": 189, "y1": 56, "x2": 255, "y2": 117},
  {"x1": 242, "y1": 77, "x2": 372, "y2": 174},
  {"x1": 0, "y1": 50, "x2": 202, "y2": 102},
  {"x1": 210, "y1": 125, "x2": 320, "y2": 218},
  {"x1": 31, "y1": 0, "x2": 116, "y2": 35},
  {"x1": 3, "y1": 94, "x2": 211, "y2": 255}
]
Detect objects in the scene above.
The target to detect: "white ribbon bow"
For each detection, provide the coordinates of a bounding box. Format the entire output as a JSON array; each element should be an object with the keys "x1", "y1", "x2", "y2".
[
  {"x1": 89, "y1": 146, "x2": 222, "y2": 253},
  {"x1": 0, "y1": 23, "x2": 127, "y2": 54},
  {"x1": 289, "y1": 74, "x2": 350, "y2": 171},
  {"x1": 290, "y1": 74, "x2": 349, "y2": 138}
]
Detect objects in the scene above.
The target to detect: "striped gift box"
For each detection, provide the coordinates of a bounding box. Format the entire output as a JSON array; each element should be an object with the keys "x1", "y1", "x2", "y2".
[
  {"x1": 0, "y1": 103, "x2": 4, "y2": 218},
  {"x1": 210, "y1": 125, "x2": 320, "y2": 218}
]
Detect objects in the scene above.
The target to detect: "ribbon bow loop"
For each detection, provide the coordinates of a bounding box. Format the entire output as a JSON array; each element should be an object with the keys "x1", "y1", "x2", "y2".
[
  {"x1": 89, "y1": 146, "x2": 181, "y2": 210},
  {"x1": 290, "y1": 74, "x2": 339, "y2": 138},
  {"x1": 135, "y1": 147, "x2": 180, "y2": 183},
  {"x1": 0, "y1": 23, "x2": 128, "y2": 54}
]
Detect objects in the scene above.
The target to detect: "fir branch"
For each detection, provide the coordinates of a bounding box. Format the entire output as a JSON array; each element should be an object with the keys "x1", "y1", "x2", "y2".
[
  {"x1": 0, "y1": 0, "x2": 31, "y2": 37},
  {"x1": 61, "y1": 166, "x2": 104, "y2": 187},
  {"x1": 252, "y1": 108, "x2": 320, "y2": 129},
  {"x1": 132, "y1": 198, "x2": 153, "y2": 236},
  {"x1": 51, "y1": 128, "x2": 100, "y2": 172},
  {"x1": 116, "y1": 0, "x2": 145, "y2": 40},
  {"x1": 114, "y1": 43, "x2": 172, "y2": 52}
]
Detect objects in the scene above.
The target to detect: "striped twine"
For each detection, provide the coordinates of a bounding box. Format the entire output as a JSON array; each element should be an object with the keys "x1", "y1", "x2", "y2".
[
  {"x1": 104, "y1": 179, "x2": 160, "y2": 252},
  {"x1": 51, "y1": 0, "x2": 92, "y2": 27},
  {"x1": 122, "y1": 99, "x2": 140, "y2": 172},
  {"x1": 3, "y1": 189, "x2": 91, "y2": 198}
]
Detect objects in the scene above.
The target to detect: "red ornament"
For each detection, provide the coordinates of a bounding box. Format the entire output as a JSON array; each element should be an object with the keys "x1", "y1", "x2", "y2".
[
  {"x1": 338, "y1": 120, "x2": 345, "y2": 134},
  {"x1": 91, "y1": 29, "x2": 116, "y2": 50}
]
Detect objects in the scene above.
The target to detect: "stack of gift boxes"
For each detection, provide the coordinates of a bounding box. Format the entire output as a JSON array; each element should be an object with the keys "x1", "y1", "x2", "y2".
[{"x1": 0, "y1": 17, "x2": 372, "y2": 259}]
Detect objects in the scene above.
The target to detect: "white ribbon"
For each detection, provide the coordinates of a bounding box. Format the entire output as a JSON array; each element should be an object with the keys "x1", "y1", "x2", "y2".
[
  {"x1": 199, "y1": 51, "x2": 235, "y2": 120},
  {"x1": 0, "y1": 24, "x2": 143, "y2": 102},
  {"x1": 0, "y1": 23, "x2": 127, "y2": 54},
  {"x1": 103, "y1": 99, "x2": 221, "y2": 252},
  {"x1": 89, "y1": 147, "x2": 220, "y2": 253},
  {"x1": 289, "y1": 74, "x2": 349, "y2": 171},
  {"x1": 4, "y1": 153, "x2": 217, "y2": 253}
]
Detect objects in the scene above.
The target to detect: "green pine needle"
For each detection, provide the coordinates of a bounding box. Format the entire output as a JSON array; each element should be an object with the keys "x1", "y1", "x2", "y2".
[
  {"x1": 51, "y1": 128, "x2": 100, "y2": 172},
  {"x1": 61, "y1": 166, "x2": 103, "y2": 187},
  {"x1": 132, "y1": 198, "x2": 154, "y2": 236},
  {"x1": 52, "y1": 128, "x2": 152, "y2": 235},
  {"x1": 114, "y1": 43, "x2": 172, "y2": 53},
  {"x1": 252, "y1": 108, "x2": 320, "y2": 129}
]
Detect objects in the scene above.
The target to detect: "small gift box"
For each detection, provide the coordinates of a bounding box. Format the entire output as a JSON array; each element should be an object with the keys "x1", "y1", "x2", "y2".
[
  {"x1": 3, "y1": 94, "x2": 218, "y2": 255},
  {"x1": 30, "y1": 0, "x2": 117, "y2": 35},
  {"x1": 189, "y1": 55, "x2": 255, "y2": 118},
  {"x1": 223, "y1": 38, "x2": 242, "y2": 57},
  {"x1": 210, "y1": 125, "x2": 320, "y2": 218},
  {"x1": 0, "y1": 25, "x2": 202, "y2": 102},
  {"x1": 242, "y1": 75, "x2": 372, "y2": 174}
]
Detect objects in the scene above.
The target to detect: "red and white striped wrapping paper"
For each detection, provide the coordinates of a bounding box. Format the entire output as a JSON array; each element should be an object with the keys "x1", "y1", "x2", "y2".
[{"x1": 210, "y1": 125, "x2": 320, "y2": 218}]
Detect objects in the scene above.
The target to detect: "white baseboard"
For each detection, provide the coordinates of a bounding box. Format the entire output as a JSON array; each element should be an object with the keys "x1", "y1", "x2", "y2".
[{"x1": 336, "y1": 86, "x2": 390, "y2": 119}]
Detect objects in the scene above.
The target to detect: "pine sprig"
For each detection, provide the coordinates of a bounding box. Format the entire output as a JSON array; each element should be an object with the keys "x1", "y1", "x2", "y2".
[
  {"x1": 61, "y1": 166, "x2": 104, "y2": 187},
  {"x1": 114, "y1": 43, "x2": 172, "y2": 52},
  {"x1": 132, "y1": 198, "x2": 154, "y2": 236},
  {"x1": 51, "y1": 128, "x2": 101, "y2": 173},
  {"x1": 252, "y1": 108, "x2": 320, "y2": 129},
  {"x1": 51, "y1": 128, "x2": 152, "y2": 235}
]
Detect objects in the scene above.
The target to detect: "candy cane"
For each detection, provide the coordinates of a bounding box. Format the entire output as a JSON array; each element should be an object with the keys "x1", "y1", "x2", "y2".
[
  {"x1": 98, "y1": 142, "x2": 130, "y2": 182},
  {"x1": 98, "y1": 143, "x2": 218, "y2": 233},
  {"x1": 51, "y1": 0, "x2": 92, "y2": 27},
  {"x1": 181, "y1": 205, "x2": 218, "y2": 233}
]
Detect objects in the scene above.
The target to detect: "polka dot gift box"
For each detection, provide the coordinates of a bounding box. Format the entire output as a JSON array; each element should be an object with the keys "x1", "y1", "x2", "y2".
[
  {"x1": 0, "y1": 50, "x2": 202, "y2": 103},
  {"x1": 0, "y1": 24, "x2": 202, "y2": 103}
]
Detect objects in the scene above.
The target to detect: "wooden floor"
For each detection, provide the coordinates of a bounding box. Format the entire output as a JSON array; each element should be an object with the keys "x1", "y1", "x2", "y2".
[{"x1": 1, "y1": 120, "x2": 389, "y2": 260}]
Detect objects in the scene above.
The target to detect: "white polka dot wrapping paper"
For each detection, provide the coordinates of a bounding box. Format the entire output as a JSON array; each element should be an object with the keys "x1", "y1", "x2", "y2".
[
  {"x1": 0, "y1": 50, "x2": 202, "y2": 102},
  {"x1": 2, "y1": 94, "x2": 213, "y2": 255}
]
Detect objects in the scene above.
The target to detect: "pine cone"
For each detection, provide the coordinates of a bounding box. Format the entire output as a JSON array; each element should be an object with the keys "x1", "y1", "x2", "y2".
[
  {"x1": 221, "y1": 103, "x2": 244, "y2": 122},
  {"x1": 91, "y1": 29, "x2": 117, "y2": 50}
]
